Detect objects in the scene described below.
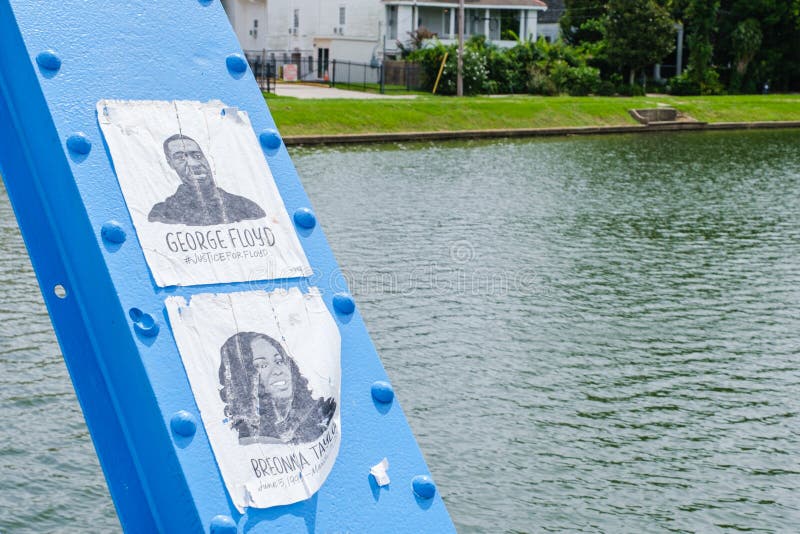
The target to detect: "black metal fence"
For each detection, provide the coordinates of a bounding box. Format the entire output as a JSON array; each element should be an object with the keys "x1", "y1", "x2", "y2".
[
  {"x1": 244, "y1": 50, "x2": 423, "y2": 94},
  {"x1": 244, "y1": 52, "x2": 277, "y2": 92},
  {"x1": 329, "y1": 60, "x2": 380, "y2": 91},
  {"x1": 330, "y1": 60, "x2": 423, "y2": 94}
]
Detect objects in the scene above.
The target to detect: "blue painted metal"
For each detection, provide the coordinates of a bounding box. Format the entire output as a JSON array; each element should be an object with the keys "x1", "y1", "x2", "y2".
[
  {"x1": 66, "y1": 131, "x2": 92, "y2": 155},
  {"x1": 101, "y1": 220, "x2": 127, "y2": 244},
  {"x1": 210, "y1": 515, "x2": 238, "y2": 534},
  {"x1": 412, "y1": 475, "x2": 438, "y2": 500},
  {"x1": 225, "y1": 53, "x2": 249, "y2": 76},
  {"x1": 293, "y1": 207, "x2": 317, "y2": 229},
  {"x1": 0, "y1": 1, "x2": 455, "y2": 532},
  {"x1": 34, "y1": 49, "x2": 61, "y2": 72},
  {"x1": 171, "y1": 410, "x2": 199, "y2": 438},
  {"x1": 333, "y1": 292, "x2": 357, "y2": 315},
  {"x1": 130, "y1": 307, "x2": 160, "y2": 338},
  {"x1": 259, "y1": 128, "x2": 283, "y2": 151},
  {"x1": 371, "y1": 380, "x2": 396, "y2": 404}
]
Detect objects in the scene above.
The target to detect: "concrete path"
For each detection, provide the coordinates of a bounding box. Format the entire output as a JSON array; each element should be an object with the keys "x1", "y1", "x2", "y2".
[{"x1": 274, "y1": 82, "x2": 417, "y2": 100}]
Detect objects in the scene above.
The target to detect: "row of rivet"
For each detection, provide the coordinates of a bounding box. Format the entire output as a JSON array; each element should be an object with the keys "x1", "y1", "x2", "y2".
[
  {"x1": 38, "y1": 49, "x2": 258, "y2": 82},
  {"x1": 39, "y1": 38, "x2": 436, "y2": 531},
  {"x1": 207, "y1": 473, "x2": 436, "y2": 532},
  {"x1": 65, "y1": 130, "x2": 283, "y2": 158}
]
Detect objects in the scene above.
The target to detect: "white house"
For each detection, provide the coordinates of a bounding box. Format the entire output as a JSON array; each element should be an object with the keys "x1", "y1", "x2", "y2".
[
  {"x1": 537, "y1": 0, "x2": 563, "y2": 42},
  {"x1": 384, "y1": 0, "x2": 546, "y2": 54},
  {"x1": 221, "y1": 0, "x2": 384, "y2": 67},
  {"x1": 221, "y1": 0, "x2": 547, "y2": 68}
]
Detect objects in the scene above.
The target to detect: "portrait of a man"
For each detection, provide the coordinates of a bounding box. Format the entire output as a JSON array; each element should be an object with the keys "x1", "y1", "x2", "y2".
[
  {"x1": 148, "y1": 134, "x2": 266, "y2": 226},
  {"x1": 218, "y1": 331, "x2": 336, "y2": 445}
]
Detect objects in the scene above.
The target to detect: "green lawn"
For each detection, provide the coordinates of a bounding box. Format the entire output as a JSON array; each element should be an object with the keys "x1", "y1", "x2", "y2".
[{"x1": 265, "y1": 94, "x2": 800, "y2": 137}]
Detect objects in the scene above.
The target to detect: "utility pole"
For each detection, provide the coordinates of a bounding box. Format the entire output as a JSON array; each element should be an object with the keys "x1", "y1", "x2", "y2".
[
  {"x1": 457, "y1": 0, "x2": 464, "y2": 96},
  {"x1": 675, "y1": 23, "x2": 684, "y2": 76},
  {"x1": 380, "y1": 34, "x2": 386, "y2": 94}
]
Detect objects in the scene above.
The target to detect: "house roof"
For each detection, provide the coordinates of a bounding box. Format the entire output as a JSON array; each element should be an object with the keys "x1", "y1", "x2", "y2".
[
  {"x1": 538, "y1": 0, "x2": 564, "y2": 24},
  {"x1": 382, "y1": 0, "x2": 548, "y2": 9}
]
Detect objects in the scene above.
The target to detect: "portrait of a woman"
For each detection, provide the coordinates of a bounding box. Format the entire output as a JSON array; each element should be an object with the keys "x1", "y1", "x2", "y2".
[{"x1": 218, "y1": 331, "x2": 336, "y2": 445}]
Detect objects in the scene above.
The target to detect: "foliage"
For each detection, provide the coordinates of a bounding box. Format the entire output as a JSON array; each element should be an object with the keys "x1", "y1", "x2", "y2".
[
  {"x1": 596, "y1": 79, "x2": 617, "y2": 95},
  {"x1": 501, "y1": 40, "x2": 543, "y2": 93},
  {"x1": 555, "y1": 0, "x2": 800, "y2": 92},
  {"x1": 561, "y1": 0, "x2": 608, "y2": 45},
  {"x1": 401, "y1": 0, "x2": 800, "y2": 97},
  {"x1": 615, "y1": 80, "x2": 646, "y2": 96},
  {"x1": 731, "y1": 18, "x2": 762, "y2": 74},
  {"x1": 667, "y1": 68, "x2": 721, "y2": 95},
  {"x1": 408, "y1": 38, "x2": 488, "y2": 95},
  {"x1": 567, "y1": 65, "x2": 604, "y2": 95},
  {"x1": 729, "y1": 18, "x2": 762, "y2": 92},
  {"x1": 604, "y1": 0, "x2": 676, "y2": 84},
  {"x1": 396, "y1": 27, "x2": 438, "y2": 59},
  {"x1": 684, "y1": 0, "x2": 719, "y2": 91},
  {"x1": 715, "y1": 0, "x2": 800, "y2": 92},
  {"x1": 666, "y1": 72, "x2": 699, "y2": 95},
  {"x1": 409, "y1": 36, "x2": 601, "y2": 96},
  {"x1": 527, "y1": 39, "x2": 602, "y2": 95}
]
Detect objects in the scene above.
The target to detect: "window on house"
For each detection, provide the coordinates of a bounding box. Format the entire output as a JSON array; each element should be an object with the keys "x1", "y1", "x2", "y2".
[
  {"x1": 339, "y1": 6, "x2": 346, "y2": 26},
  {"x1": 387, "y1": 6, "x2": 397, "y2": 40},
  {"x1": 293, "y1": 9, "x2": 299, "y2": 31}
]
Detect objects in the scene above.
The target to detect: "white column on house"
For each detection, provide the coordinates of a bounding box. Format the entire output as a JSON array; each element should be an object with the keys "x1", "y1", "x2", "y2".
[
  {"x1": 519, "y1": 10, "x2": 525, "y2": 39},
  {"x1": 397, "y1": 5, "x2": 413, "y2": 41},
  {"x1": 484, "y1": 8, "x2": 489, "y2": 38},
  {"x1": 261, "y1": 0, "x2": 268, "y2": 50},
  {"x1": 527, "y1": 10, "x2": 537, "y2": 40},
  {"x1": 450, "y1": 8, "x2": 455, "y2": 39},
  {"x1": 412, "y1": 4, "x2": 417, "y2": 34}
]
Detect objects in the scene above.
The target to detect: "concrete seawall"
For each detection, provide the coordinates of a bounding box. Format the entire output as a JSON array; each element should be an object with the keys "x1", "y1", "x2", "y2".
[{"x1": 283, "y1": 121, "x2": 800, "y2": 147}]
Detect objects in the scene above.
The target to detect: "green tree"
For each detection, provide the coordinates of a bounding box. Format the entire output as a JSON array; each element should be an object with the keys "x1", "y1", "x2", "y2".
[
  {"x1": 731, "y1": 18, "x2": 762, "y2": 78},
  {"x1": 604, "y1": 0, "x2": 676, "y2": 85},
  {"x1": 716, "y1": 0, "x2": 800, "y2": 92},
  {"x1": 560, "y1": 0, "x2": 608, "y2": 45},
  {"x1": 684, "y1": 0, "x2": 720, "y2": 91}
]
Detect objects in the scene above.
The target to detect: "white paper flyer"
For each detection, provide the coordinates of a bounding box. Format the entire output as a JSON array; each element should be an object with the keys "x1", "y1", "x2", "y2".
[
  {"x1": 165, "y1": 288, "x2": 340, "y2": 511},
  {"x1": 98, "y1": 99, "x2": 311, "y2": 286}
]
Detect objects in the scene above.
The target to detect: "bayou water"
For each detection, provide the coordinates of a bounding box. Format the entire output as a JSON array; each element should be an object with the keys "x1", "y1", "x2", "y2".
[{"x1": 1, "y1": 130, "x2": 799, "y2": 532}]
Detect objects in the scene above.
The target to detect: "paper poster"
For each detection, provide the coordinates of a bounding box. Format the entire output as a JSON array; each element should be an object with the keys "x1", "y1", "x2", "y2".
[
  {"x1": 282, "y1": 64, "x2": 298, "y2": 82},
  {"x1": 97, "y1": 99, "x2": 311, "y2": 287},
  {"x1": 165, "y1": 288, "x2": 341, "y2": 511}
]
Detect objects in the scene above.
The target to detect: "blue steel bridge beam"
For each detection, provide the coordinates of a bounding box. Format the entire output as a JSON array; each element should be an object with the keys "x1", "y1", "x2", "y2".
[
  {"x1": 0, "y1": 3, "x2": 197, "y2": 532},
  {"x1": 0, "y1": 1, "x2": 455, "y2": 533}
]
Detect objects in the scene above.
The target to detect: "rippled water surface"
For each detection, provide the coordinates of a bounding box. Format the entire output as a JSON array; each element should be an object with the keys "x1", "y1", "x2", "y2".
[{"x1": 2, "y1": 130, "x2": 800, "y2": 532}]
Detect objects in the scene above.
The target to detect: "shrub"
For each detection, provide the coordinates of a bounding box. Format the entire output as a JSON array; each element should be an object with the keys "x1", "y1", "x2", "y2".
[
  {"x1": 549, "y1": 59, "x2": 573, "y2": 92},
  {"x1": 485, "y1": 46, "x2": 524, "y2": 93},
  {"x1": 410, "y1": 35, "x2": 600, "y2": 96},
  {"x1": 567, "y1": 65, "x2": 602, "y2": 95},
  {"x1": 615, "y1": 82, "x2": 645, "y2": 96},
  {"x1": 667, "y1": 74, "x2": 699, "y2": 95},
  {"x1": 527, "y1": 67, "x2": 558, "y2": 95},
  {"x1": 409, "y1": 42, "x2": 488, "y2": 95},
  {"x1": 596, "y1": 80, "x2": 617, "y2": 96},
  {"x1": 668, "y1": 68, "x2": 722, "y2": 95}
]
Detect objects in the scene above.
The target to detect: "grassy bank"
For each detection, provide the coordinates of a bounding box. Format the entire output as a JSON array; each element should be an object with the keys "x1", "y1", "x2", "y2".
[{"x1": 266, "y1": 94, "x2": 800, "y2": 137}]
